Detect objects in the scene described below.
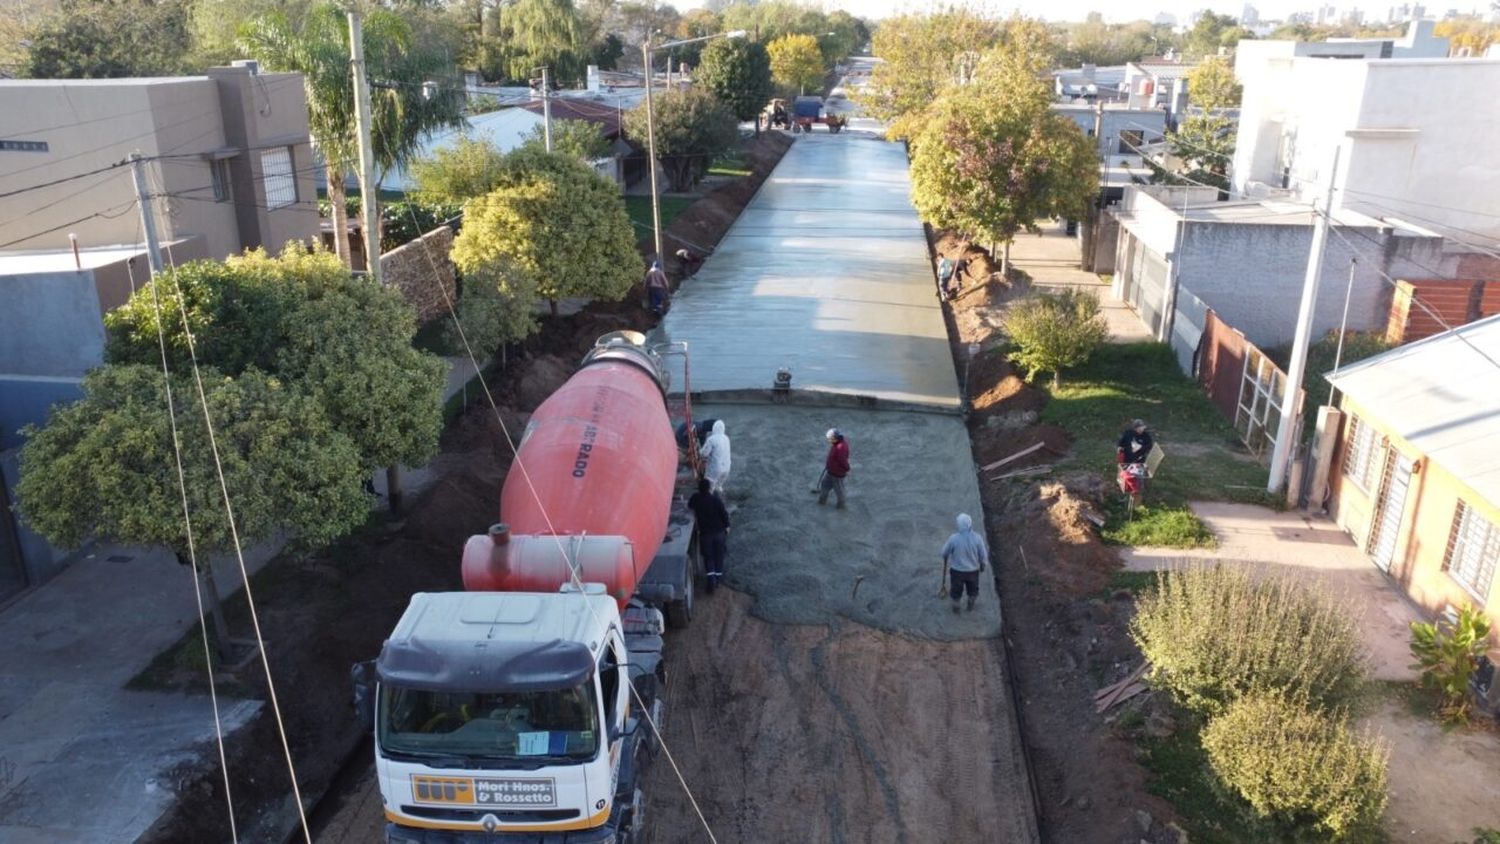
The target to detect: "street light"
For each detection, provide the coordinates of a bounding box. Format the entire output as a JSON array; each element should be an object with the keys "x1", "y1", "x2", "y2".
[{"x1": 641, "y1": 29, "x2": 746, "y2": 263}]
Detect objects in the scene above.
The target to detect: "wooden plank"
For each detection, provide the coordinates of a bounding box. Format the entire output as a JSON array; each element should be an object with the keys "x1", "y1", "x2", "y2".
[
  {"x1": 992, "y1": 466, "x2": 1052, "y2": 481},
  {"x1": 981, "y1": 441, "x2": 1045, "y2": 472},
  {"x1": 1097, "y1": 682, "x2": 1148, "y2": 713}
]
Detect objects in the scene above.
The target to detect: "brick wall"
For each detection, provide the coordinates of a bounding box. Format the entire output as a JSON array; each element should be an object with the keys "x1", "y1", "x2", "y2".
[
  {"x1": 380, "y1": 226, "x2": 456, "y2": 325},
  {"x1": 1384, "y1": 278, "x2": 1500, "y2": 345}
]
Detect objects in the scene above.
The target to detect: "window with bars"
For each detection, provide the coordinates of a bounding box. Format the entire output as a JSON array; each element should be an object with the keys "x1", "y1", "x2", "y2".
[
  {"x1": 1444, "y1": 501, "x2": 1499, "y2": 601},
  {"x1": 260, "y1": 147, "x2": 296, "y2": 209},
  {"x1": 1341, "y1": 415, "x2": 1381, "y2": 492},
  {"x1": 210, "y1": 158, "x2": 232, "y2": 203}
]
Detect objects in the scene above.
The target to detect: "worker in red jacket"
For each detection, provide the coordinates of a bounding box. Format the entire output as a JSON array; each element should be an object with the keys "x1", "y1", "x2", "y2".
[{"x1": 817, "y1": 428, "x2": 850, "y2": 509}]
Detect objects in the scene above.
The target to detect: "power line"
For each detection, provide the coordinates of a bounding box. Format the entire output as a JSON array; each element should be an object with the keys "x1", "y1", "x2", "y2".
[
  {"x1": 145, "y1": 156, "x2": 313, "y2": 844},
  {"x1": 395, "y1": 199, "x2": 720, "y2": 843},
  {"x1": 122, "y1": 241, "x2": 240, "y2": 844},
  {"x1": 0, "y1": 200, "x2": 137, "y2": 250}
]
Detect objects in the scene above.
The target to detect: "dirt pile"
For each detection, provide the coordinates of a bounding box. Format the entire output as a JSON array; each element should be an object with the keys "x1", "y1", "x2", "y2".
[
  {"x1": 936, "y1": 231, "x2": 1001, "y2": 282},
  {"x1": 972, "y1": 423, "x2": 1072, "y2": 473},
  {"x1": 512, "y1": 354, "x2": 574, "y2": 411}
]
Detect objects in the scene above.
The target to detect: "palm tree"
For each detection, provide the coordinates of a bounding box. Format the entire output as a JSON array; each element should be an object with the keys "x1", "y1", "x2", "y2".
[{"x1": 240, "y1": 3, "x2": 463, "y2": 267}]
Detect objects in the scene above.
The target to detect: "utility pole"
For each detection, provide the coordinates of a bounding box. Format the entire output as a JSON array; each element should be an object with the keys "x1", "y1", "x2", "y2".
[
  {"x1": 348, "y1": 10, "x2": 381, "y2": 285},
  {"x1": 540, "y1": 66, "x2": 553, "y2": 152},
  {"x1": 128, "y1": 152, "x2": 165, "y2": 275},
  {"x1": 642, "y1": 39, "x2": 663, "y2": 262},
  {"x1": 1267, "y1": 145, "x2": 1342, "y2": 494}
]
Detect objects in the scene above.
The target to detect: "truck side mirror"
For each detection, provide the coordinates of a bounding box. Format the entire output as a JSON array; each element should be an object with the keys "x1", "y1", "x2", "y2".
[{"x1": 351, "y1": 660, "x2": 376, "y2": 730}]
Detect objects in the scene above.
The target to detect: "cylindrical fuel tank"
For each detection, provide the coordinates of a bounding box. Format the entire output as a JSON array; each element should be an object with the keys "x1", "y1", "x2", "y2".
[{"x1": 462, "y1": 337, "x2": 678, "y2": 607}]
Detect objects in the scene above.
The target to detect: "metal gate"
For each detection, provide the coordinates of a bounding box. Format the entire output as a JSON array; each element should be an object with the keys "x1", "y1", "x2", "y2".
[
  {"x1": 1233, "y1": 347, "x2": 1295, "y2": 461},
  {"x1": 1368, "y1": 450, "x2": 1414, "y2": 572}
]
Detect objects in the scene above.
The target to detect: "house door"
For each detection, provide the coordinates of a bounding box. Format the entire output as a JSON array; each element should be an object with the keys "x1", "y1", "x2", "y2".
[{"x1": 1368, "y1": 452, "x2": 1414, "y2": 572}]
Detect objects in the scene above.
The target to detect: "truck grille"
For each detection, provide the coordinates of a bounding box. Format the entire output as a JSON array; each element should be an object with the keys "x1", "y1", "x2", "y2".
[{"x1": 401, "y1": 805, "x2": 582, "y2": 822}]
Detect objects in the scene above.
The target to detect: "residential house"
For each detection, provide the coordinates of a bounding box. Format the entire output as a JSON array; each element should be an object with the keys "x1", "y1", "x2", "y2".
[
  {"x1": 1051, "y1": 103, "x2": 1167, "y2": 163},
  {"x1": 0, "y1": 64, "x2": 319, "y2": 259},
  {"x1": 1109, "y1": 184, "x2": 1456, "y2": 371},
  {"x1": 1231, "y1": 24, "x2": 1495, "y2": 244},
  {"x1": 519, "y1": 97, "x2": 646, "y2": 187},
  {"x1": 382, "y1": 106, "x2": 548, "y2": 192},
  {"x1": 1052, "y1": 64, "x2": 1129, "y2": 102},
  {"x1": 0, "y1": 64, "x2": 318, "y2": 601},
  {"x1": 1325, "y1": 315, "x2": 1500, "y2": 638},
  {"x1": 1122, "y1": 60, "x2": 1197, "y2": 121}
]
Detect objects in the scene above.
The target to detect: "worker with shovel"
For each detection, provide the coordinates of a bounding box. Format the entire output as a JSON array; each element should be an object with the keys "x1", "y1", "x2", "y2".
[{"x1": 939, "y1": 513, "x2": 988, "y2": 614}]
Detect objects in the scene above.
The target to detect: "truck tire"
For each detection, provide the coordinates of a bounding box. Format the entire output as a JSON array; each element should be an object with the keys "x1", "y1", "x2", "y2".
[{"x1": 665, "y1": 577, "x2": 693, "y2": 628}]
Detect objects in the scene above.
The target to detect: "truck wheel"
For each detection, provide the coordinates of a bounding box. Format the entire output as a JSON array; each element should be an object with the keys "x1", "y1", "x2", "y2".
[{"x1": 665, "y1": 577, "x2": 693, "y2": 628}]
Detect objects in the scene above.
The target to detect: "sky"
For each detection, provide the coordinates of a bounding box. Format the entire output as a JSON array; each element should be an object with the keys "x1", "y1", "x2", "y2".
[{"x1": 671, "y1": 0, "x2": 1491, "y2": 27}]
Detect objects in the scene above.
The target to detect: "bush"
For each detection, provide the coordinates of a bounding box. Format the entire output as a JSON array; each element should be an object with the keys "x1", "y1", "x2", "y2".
[
  {"x1": 1131, "y1": 565, "x2": 1367, "y2": 714},
  {"x1": 446, "y1": 260, "x2": 541, "y2": 355},
  {"x1": 1203, "y1": 693, "x2": 1388, "y2": 840},
  {"x1": 1410, "y1": 605, "x2": 1492, "y2": 723},
  {"x1": 1004, "y1": 289, "x2": 1109, "y2": 388}
]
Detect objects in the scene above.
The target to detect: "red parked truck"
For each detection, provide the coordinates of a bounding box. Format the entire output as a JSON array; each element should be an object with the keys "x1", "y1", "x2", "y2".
[{"x1": 356, "y1": 332, "x2": 701, "y2": 843}]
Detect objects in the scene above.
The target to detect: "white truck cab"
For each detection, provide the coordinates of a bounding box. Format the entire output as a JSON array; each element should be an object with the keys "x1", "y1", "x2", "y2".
[{"x1": 362, "y1": 588, "x2": 664, "y2": 843}]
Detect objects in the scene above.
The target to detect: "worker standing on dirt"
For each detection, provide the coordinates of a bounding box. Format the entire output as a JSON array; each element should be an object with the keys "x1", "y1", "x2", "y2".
[
  {"x1": 644, "y1": 260, "x2": 671, "y2": 315},
  {"x1": 699, "y1": 419, "x2": 731, "y2": 496},
  {"x1": 941, "y1": 513, "x2": 988, "y2": 614},
  {"x1": 688, "y1": 478, "x2": 731, "y2": 594},
  {"x1": 1116, "y1": 419, "x2": 1154, "y2": 467},
  {"x1": 817, "y1": 428, "x2": 850, "y2": 509},
  {"x1": 937, "y1": 255, "x2": 956, "y2": 299}
]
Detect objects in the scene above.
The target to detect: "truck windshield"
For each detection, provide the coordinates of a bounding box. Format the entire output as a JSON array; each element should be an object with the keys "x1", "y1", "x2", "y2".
[{"x1": 379, "y1": 684, "x2": 599, "y2": 763}]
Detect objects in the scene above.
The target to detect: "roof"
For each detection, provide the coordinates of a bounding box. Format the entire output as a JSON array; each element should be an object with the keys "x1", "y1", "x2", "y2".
[
  {"x1": 377, "y1": 592, "x2": 613, "y2": 693},
  {"x1": 1177, "y1": 199, "x2": 1390, "y2": 227},
  {"x1": 520, "y1": 98, "x2": 625, "y2": 139},
  {"x1": 0, "y1": 244, "x2": 149, "y2": 275},
  {"x1": 1328, "y1": 314, "x2": 1500, "y2": 506},
  {"x1": 381, "y1": 107, "x2": 546, "y2": 191}
]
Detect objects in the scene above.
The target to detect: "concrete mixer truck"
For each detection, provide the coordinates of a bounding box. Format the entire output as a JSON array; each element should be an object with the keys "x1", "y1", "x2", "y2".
[{"x1": 355, "y1": 332, "x2": 701, "y2": 843}]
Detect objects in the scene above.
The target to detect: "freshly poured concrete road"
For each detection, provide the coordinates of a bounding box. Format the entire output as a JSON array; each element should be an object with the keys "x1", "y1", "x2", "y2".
[{"x1": 657, "y1": 132, "x2": 960, "y2": 409}]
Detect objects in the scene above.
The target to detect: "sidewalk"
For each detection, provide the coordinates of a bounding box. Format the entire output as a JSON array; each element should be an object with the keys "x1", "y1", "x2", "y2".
[
  {"x1": 1120, "y1": 500, "x2": 1419, "y2": 679},
  {"x1": 0, "y1": 544, "x2": 270, "y2": 842},
  {"x1": 1007, "y1": 225, "x2": 1153, "y2": 344},
  {"x1": 0, "y1": 357, "x2": 487, "y2": 842}
]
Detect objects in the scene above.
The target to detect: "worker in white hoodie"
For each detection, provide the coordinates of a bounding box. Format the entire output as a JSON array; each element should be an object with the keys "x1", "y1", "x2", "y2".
[{"x1": 698, "y1": 419, "x2": 731, "y2": 496}]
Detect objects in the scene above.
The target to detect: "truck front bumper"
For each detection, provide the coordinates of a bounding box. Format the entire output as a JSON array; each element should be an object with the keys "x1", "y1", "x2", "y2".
[{"x1": 385, "y1": 822, "x2": 618, "y2": 844}]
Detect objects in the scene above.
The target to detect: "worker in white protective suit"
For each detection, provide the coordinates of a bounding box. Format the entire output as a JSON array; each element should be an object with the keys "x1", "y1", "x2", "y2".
[{"x1": 698, "y1": 420, "x2": 731, "y2": 496}]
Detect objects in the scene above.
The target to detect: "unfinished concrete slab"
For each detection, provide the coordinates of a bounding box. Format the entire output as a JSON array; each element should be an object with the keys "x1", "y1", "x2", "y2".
[
  {"x1": 700, "y1": 403, "x2": 998, "y2": 640},
  {"x1": 656, "y1": 133, "x2": 960, "y2": 409}
]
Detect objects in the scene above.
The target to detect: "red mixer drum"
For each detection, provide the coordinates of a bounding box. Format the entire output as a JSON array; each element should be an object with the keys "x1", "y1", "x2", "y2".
[{"x1": 462, "y1": 333, "x2": 679, "y2": 607}]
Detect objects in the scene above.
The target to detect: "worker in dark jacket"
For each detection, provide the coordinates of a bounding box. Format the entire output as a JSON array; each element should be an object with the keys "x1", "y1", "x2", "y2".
[
  {"x1": 1116, "y1": 419, "x2": 1154, "y2": 466},
  {"x1": 817, "y1": 428, "x2": 850, "y2": 509},
  {"x1": 688, "y1": 477, "x2": 730, "y2": 593}
]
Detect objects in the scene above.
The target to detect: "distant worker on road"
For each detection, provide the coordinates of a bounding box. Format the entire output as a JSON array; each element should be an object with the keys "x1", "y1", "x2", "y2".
[
  {"x1": 644, "y1": 260, "x2": 670, "y2": 315},
  {"x1": 1117, "y1": 419, "x2": 1153, "y2": 466},
  {"x1": 688, "y1": 477, "x2": 730, "y2": 593},
  {"x1": 940, "y1": 513, "x2": 988, "y2": 614},
  {"x1": 675, "y1": 248, "x2": 703, "y2": 278},
  {"x1": 699, "y1": 420, "x2": 731, "y2": 495},
  {"x1": 817, "y1": 428, "x2": 850, "y2": 509}
]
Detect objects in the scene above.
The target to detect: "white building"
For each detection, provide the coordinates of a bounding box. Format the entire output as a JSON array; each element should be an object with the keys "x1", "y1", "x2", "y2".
[{"x1": 1232, "y1": 25, "x2": 1500, "y2": 240}]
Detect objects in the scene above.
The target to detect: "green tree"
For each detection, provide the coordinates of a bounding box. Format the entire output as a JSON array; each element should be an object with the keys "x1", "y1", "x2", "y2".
[
  {"x1": 520, "y1": 118, "x2": 612, "y2": 161},
  {"x1": 500, "y1": 0, "x2": 587, "y2": 84},
  {"x1": 447, "y1": 258, "x2": 543, "y2": 354},
  {"x1": 239, "y1": 3, "x2": 464, "y2": 268},
  {"x1": 451, "y1": 149, "x2": 638, "y2": 313},
  {"x1": 1003, "y1": 290, "x2": 1109, "y2": 388},
  {"x1": 1184, "y1": 12, "x2": 1249, "y2": 58},
  {"x1": 767, "y1": 32, "x2": 824, "y2": 95},
  {"x1": 1186, "y1": 54, "x2": 1242, "y2": 108},
  {"x1": 696, "y1": 38, "x2": 774, "y2": 136},
  {"x1": 104, "y1": 247, "x2": 446, "y2": 509},
  {"x1": 23, "y1": 0, "x2": 195, "y2": 78},
  {"x1": 909, "y1": 29, "x2": 1097, "y2": 276},
  {"x1": 15, "y1": 364, "x2": 367, "y2": 657},
  {"x1": 409, "y1": 135, "x2": 510, "y2": 206},
  {"x1": 861, "y1": 10, "x2": 1000, "y2": 139},
  {"x1": 623, "y1": 87, "x2": 738, "y2": 192}
]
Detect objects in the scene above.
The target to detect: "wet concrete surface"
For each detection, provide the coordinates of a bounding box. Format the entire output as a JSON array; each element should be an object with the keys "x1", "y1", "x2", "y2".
[
  {"x1": 656, "y1": 132, "x2": 959, "y2": 409},
  {"x1": 700, "y1": 403, "x2": 1000, "y2": 640}
]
